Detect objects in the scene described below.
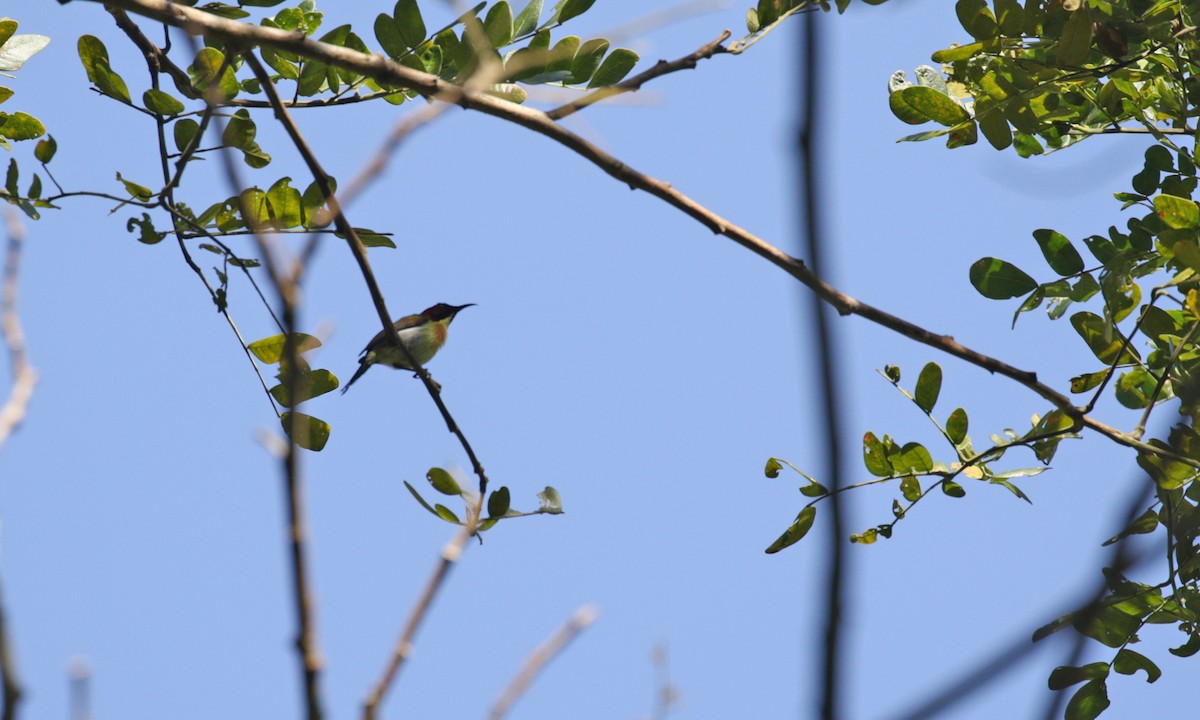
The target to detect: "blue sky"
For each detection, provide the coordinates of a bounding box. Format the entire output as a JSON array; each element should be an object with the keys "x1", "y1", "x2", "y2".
[{"x1": 0, "y1": 1, "x2": 1192, "y2": 719}]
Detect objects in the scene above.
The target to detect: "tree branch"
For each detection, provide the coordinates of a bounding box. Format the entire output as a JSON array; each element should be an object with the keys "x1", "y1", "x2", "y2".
[
  {"x1": 362, "y1": 503, "x2": 480, "y2": 720},
  {"x1": 544, "y1": 30, "x2": 731, "y2": 121},
  {"x1": 241, "y1": 51, "x2": 493, "y2": 495},
  {"x1": 0, "y1": 213, "x2": 36, "y2": 454},
  {"x1": 0, "y1": 211, "x2": 30, "y2": 720},
  {"x1": 96, "y1": 0, "x2": 1200, "y2": 470},
  {"x1": 486, "y1": 605, "x2": 598, "y2": 720}
]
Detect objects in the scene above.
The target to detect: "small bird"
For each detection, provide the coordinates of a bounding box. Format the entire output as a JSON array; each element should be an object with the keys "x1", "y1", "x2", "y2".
[{"x1": 341, "y1": 303, "x2": 474, "y2": 394}]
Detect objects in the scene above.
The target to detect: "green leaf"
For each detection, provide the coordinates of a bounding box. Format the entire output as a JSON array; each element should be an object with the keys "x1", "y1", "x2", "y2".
[
  {"x1": 889, "y1": 86, "x2": 970, "y2": 126},
  {"x1": 1074, "y1": 605, "x2": 1141, "y2": 648},
  {"x1": 1101, "y1": 508, "x2": 1159, "y2": 546},
  {"x1": 0, "y1": 112, "x2": 43, "y2": 141},
  {"x1": 1137, "y1": 441, "x2": 1197, "y2": 491},
  {"x1": 261, "y1": 46, "x2": 299, "y2": 79},
  {"x1": 975, "y1": 97, "x2": 1012, "y2": 150},
  {"x1": 433, "y1": 504, "x2": 461, "y2": 524},
  {"x1": 765, "y1": 506, "x2": 816, "y2": 554},
  {"x1": 296, "y1": 58, "x2": 329, "y2": 95},
  {"x1": 537, "y1": 486, "x2": 563, "y2": 514},
  {"x1": 800, "y1": 481, "x2": 828, "y2": 497},
  {"x1": 4, "y1": 159, "x2": 16, "y2": 197},
  {"x1": 863, "y1": 432, "x2": 891, "y2": 477},
  {"x1": 556, "y1": 0, "x2": 596, "y2": 25},
  {"x1": 956, "y1": 0, "x2": 997, "y2": 40},
  {"x1": 989, "y1": 478, "x2": 1032, "y2": 503},
  {"x1": 970, "y1": 257, "x2": 1037, "y2": 299},
  {"x1": 487, "y1": 486, "x2": 511, "y2": 517},
  {"x1": 1069, "y1": 370, "x2": 1107, "y2": 394},
  {"x1": 374, "y1": 14, "x2": 407, "y2": 58},
  {"x1": 764, "y1": 457, "x2": 782, "y2": 478},
  {"x1": 568, "y1": 38, "x2": 608, "y2": 84},
  {"x1": 946, "y1": 407, "x2": 968, "y2": 445},
  {"x1": 142, "y1": 89, "x2": 185, "y2": 116},
  {"x1": 1049, "y1": 662, "x2": 1111, "y2": 690},
  {"x1": 173, "y1": 118, "x2": 200, "y2": 152},
  {"x1": 756, "y1": 0, "x2": 779, "y2": 26},
  {"x1": 587, "y1": 48, "x2": 638, "y2": 88},
  {"x1": 334, "y1": 227, "x2": 396, "y2": 249},
  {"x1": 426, "y1": 467, "x2": 463, "y2": 496},
  {"x1": 893, "y1": 442, "x2": 933, "y2": 474},
  {"x1": 914, "y1": 362, "x2": 942, "y2": 413},
  {"x1": 269, "y1": 369, "x2": 338, "y2": 407},
  {"x1": 115, "y1": 172, "x2": 153, "y2": 201},
  {"x1": 513, "y1": 0, "x2": 543, "y2": 37},
  {"x1": 900, "y1": 476, "x2": 921, "y2": 502},
  {"x1": 1112, "y1": 648, "x2": 1161, "y2": 683},
  {"x1": 280, "y1": 411, "x2": 331, "y2": 452},
  {"x1": 266, "y1": 177, "x2": 303, "y2": 229},
  {"x1": 126, "y1": 213, "x2": 165, "y2": 244},
  {"x1": 247, "y1": 333, "x2": 323, "y2": 363},
  {"x1": 1155, "y1": 194, "x2": 1200, "y2": 229},
  {"x1": 188, "y1": 47, "x2": 238, "y2": 100},
  {"x1": 1170, "y1": 633, "x2": 1200, "y2": 657},
  {"x1": 484, "y1": 1, "x2": 514, "y2": 47},
  {"x1": 403, "y1": 480, "x2": 441, "y2": 516},
  {"x1": 1069, "y1": 312, "x2": 1140, "y2": 364},
  {"x1": 1056, "y1": 3, "x2": 1094, "y2": 67},
  {"x1": 34, "y1": 135, "x2": 55, "y2": 163},
  {"x1": 77, "y1": 36, "x2": 129, "y2": 104},
  {"x1": 942, "y1": 480, "x2": 966, "y2": 498},
  {"x1": 393, "y1": 0, "x2": 427, "y2": 49},
  {"x1": 1032, "y1": 229, "x2": 1085, "y2": 275},
  {"x1": 1064, "y1": 680, "x2": 1109, "y2": 720},
  {"x1": 931, "y1": 41, "x2": 988, "y2": 63}
]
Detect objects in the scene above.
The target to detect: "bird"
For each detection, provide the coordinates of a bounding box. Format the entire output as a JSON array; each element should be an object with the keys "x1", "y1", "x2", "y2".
[{"x1": 341, "y1": 302, "x2": 474, "y2": 394}]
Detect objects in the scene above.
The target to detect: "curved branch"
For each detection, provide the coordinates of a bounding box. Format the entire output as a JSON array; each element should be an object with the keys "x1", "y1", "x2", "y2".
[{"x1": 96, "y1": 0, "x2": 1199, "y2": 468}]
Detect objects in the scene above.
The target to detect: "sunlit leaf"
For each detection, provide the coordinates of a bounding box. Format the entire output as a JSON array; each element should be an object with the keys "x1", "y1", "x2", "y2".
[{"x1": 765, "y1": 506, "x2": 816, "y2": 554}]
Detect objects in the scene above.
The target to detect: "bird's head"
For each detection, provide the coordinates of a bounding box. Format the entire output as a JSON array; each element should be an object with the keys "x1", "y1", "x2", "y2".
[{"x1": 422, "y1": 303, "x2": 475, "y2": 323}]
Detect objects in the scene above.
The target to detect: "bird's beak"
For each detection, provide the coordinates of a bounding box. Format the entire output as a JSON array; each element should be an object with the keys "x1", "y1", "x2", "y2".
[{"x1": 453, "y1": 303, "x2": 476, "y2": 313}]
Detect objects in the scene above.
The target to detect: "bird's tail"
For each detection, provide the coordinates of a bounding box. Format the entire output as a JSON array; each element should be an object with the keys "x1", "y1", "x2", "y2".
[{"x1": 340, "y1": 361, "x2": 371, "y2": 394}]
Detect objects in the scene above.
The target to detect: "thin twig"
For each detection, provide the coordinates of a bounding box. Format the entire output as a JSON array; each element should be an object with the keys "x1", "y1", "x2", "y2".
[
  {"x1": 242, "y1": 51, "x2": 493, "y2": 495},
  {"x1": 486, "y1": 605, "x2": 599, "y2": 720},
  {"x1": 363, "y1": 501, "x2": 482, "y2": 720},
  {"x1": 795, "y1": 12, "x2": 846, "y2": 720},
  {"x1": 104, "y1": 6, "x2": 198, "y2": 100},
  {"x1": 174, "y1": 35, "x2": 325, "y2": 720},
  {"x1": 0, "y1": 214, "x2": 35, "y2": 453},
  {"x1": 308, "y1": 100, "x2": 453, "y2": 232},
  {"x1": 99, "y1": 0, "x2": 1200, "y2": 471},
  {"x1": 0, "y1": 210, "x2": 32, "y2": 720},
  {"x1": 544, "y1": 30, "x2": 730, "y2": 121},
  {"x1": 0, "y1": 577, "x2": 19, "y2": 720}
]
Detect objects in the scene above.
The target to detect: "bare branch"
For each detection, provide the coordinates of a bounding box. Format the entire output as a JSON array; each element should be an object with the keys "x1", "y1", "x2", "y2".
[
  {"x1": 174, "y1": 38, "x2": 326, "y2": 720},
  {"x1": 363, "y1": 503, "x2": 481, "y2": 720},
  {"x1": 0, "y1": 210, "x2": 33, "y2": 720},
  {"x1": 0, "y1": 212, "x2": 36, "y2": 453},
  {"x1": 487, "y1": 605, "x2": 599, "y2": 720},
  {"x1": 0, "y1": 582, "x2": 21, "y2": 720}
]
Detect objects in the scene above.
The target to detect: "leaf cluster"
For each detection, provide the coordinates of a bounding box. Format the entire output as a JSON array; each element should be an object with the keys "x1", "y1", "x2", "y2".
[
  {"x1": 405, "y1": 468, "x2": 563, "y2": 533},
  {"x1": 889, "y1": 1, "x2": 1195, "y2": 154},
  {"x1": 764, "y1": 362, "x2": 1076, "y2": 553}
]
